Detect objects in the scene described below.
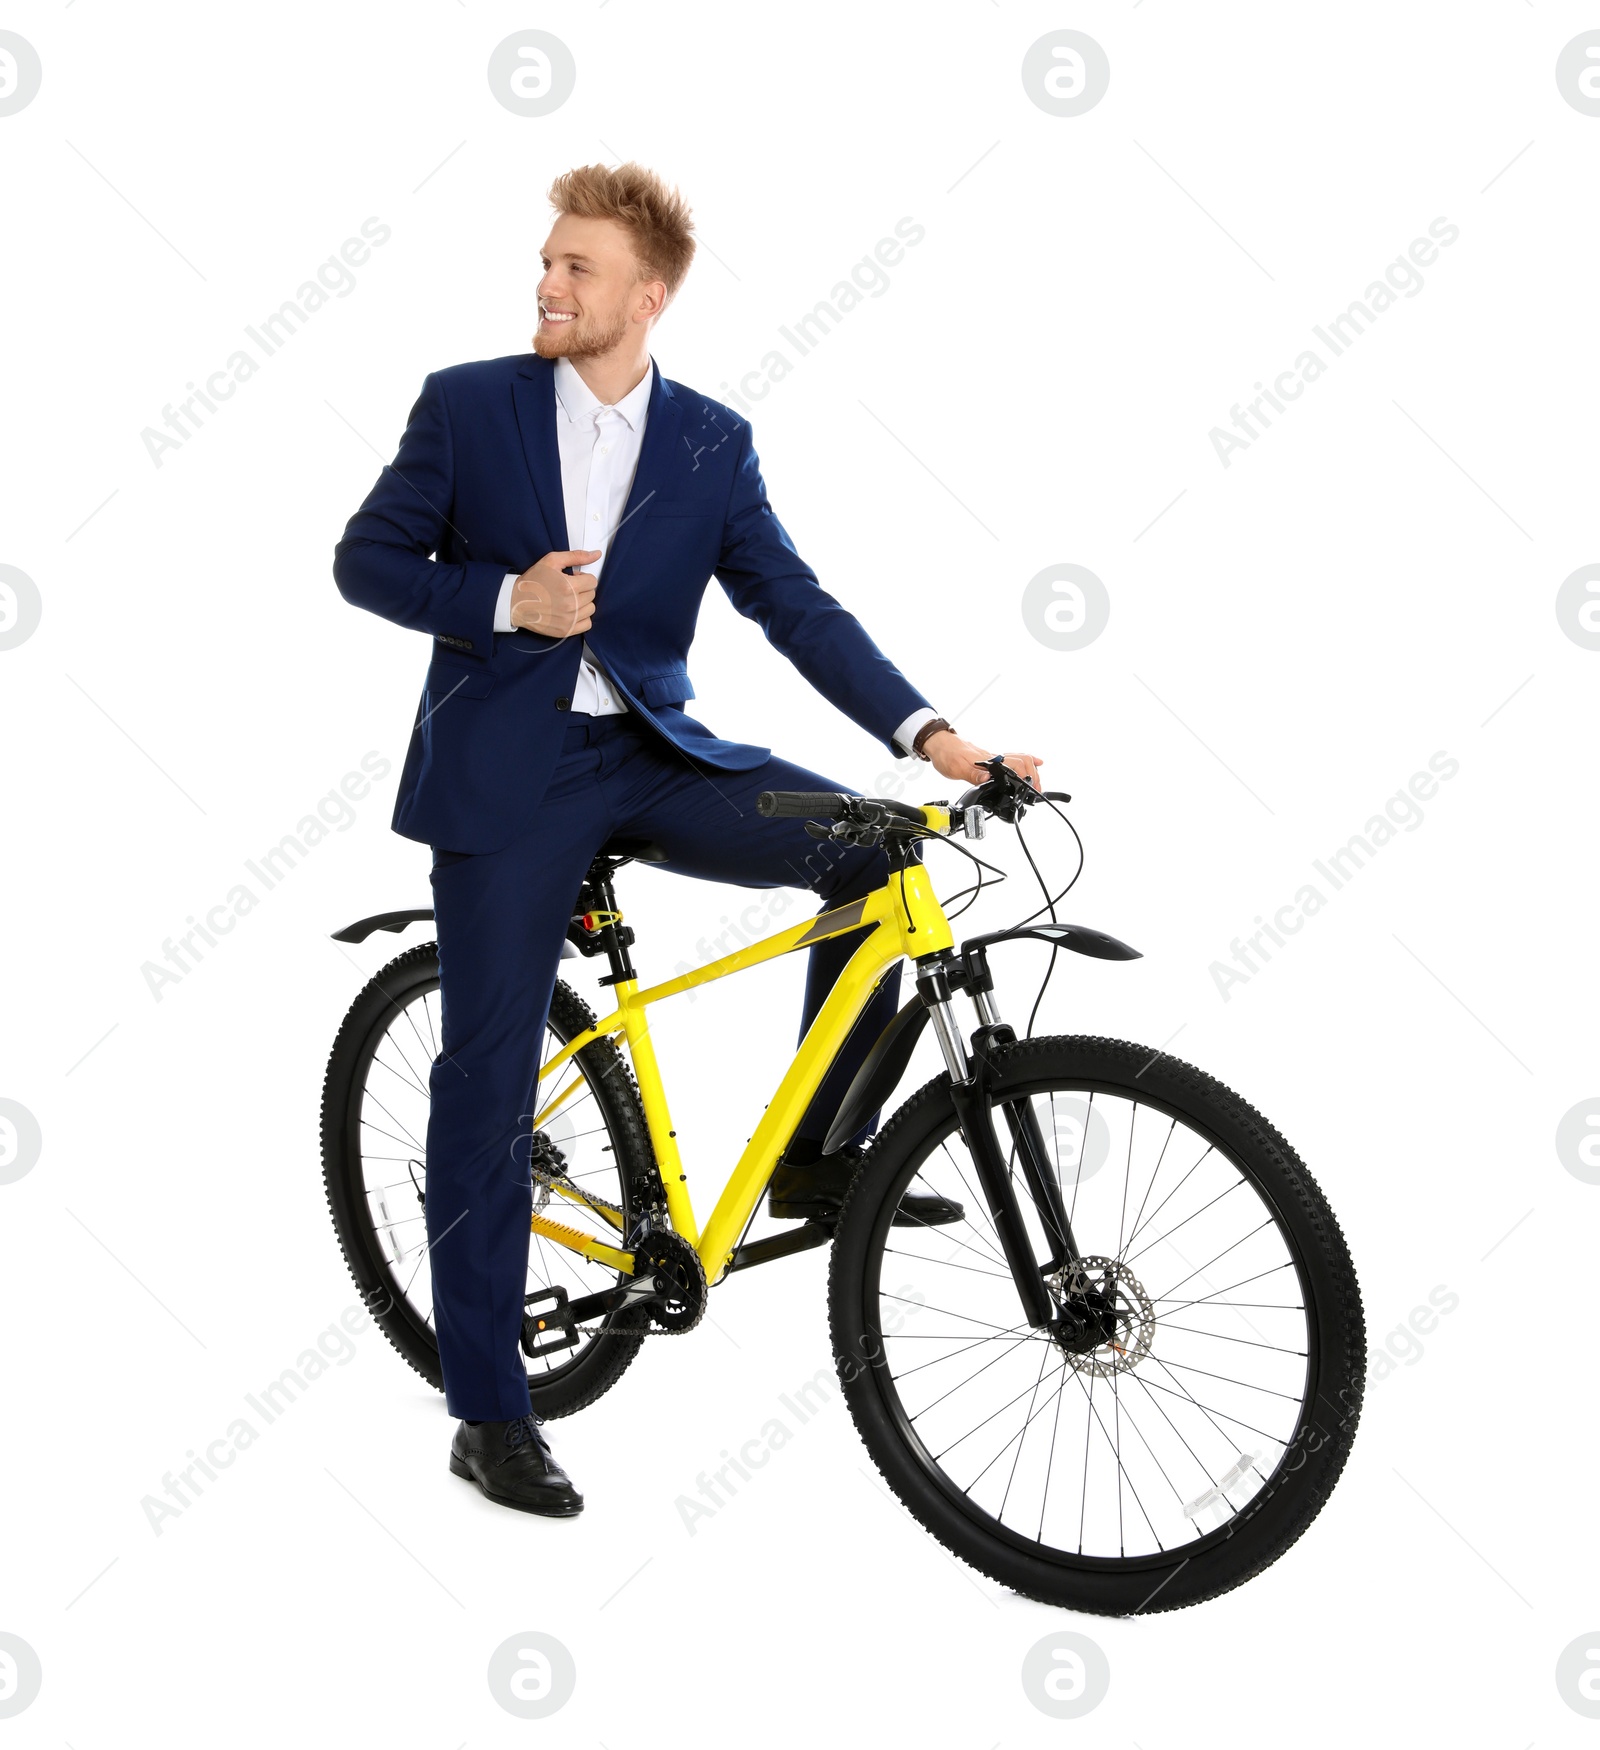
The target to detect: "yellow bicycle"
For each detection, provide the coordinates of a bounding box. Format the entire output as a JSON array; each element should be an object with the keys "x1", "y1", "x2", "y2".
[{"x1": 323, "y1": 760, "x2": 1364, "y2": 1613}]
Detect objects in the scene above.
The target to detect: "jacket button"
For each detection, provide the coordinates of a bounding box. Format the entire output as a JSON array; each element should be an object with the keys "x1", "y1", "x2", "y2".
[{"x1": 554, "y1": 695, "x2": 570, "y2": 711}]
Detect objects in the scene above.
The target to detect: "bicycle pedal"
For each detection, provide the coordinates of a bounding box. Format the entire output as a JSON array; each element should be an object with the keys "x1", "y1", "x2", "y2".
[{"x1": 521, "y1": 1285, "x2": 579, "y2": 1359}]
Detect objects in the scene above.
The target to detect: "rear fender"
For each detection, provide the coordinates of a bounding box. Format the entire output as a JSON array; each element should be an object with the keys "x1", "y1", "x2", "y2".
[{"x1": 331, "y1": 908, "x2": 578, "y2": 958}]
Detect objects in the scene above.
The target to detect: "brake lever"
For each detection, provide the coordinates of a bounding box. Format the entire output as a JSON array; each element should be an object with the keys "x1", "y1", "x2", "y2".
[{"x1": 972, "y1": 756, "x2": 1034, "y2": 824}]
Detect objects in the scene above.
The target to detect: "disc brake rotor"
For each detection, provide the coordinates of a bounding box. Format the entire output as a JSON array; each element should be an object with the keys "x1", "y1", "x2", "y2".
[{"x1": 1047, "y1": 1253, "x2": 1156, "y2": 1379}]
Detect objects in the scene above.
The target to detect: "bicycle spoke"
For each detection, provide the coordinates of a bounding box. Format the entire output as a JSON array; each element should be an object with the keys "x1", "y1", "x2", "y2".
[
  {"x1": 1036, "y1": 1343, "x2": 1069, "y2": 1542},
  {"x1": 1068, "y1": 1091, "x2": 1092, "y2": 1226},
  {"x1": 1077, "y1": 1369, "x2": 1094, "y2": 1553},
  {"x1": 1151, "y1": 1261, "x2": 1299, "y2": 1311},
  {"x1": 1156, "y1": 1322, "x2": 1306, "y2": 1356},
  {"x1": 1116, "y1": 1099, "x2": 1136, "y2": 1256},
  {"x1": 1132, "y1": 1367, "x2": 1289, "y2": 1448},
  {"x1": 1072, "y1": 1369, "x2": 1160, "y2": 1552},
  {"x1": 999, "y1": 1344, "x2": 1054, "y2": 1519},
  {"x1": 938, "y1": 1143, "x2": 1010, "y2": 1267},
  {"x1": 1125, "y1": 1368, "x2": 1228, "y2": 1498},
  {"x1": 1117, "y1": 1145, "x2": 1213, "y2": 1261},
  {"x1": 1156, "y1": 1296, "x2": 1303, "y2": 1315},
  {"x1": 891, "y1": 1222, "x2": 1019, "y2": 1279},
  {"x1": 370, "y1": 1212, "x2": 426, "y2": 1235},
  {"x1": 1104, "y1": 1376, "x2": 1191, "y2": 1511},
  {"x1": 360, "y1": 1115, "x2": 425, "y2": 1155},
  {"x1": 881, "y1": 1246, "x2": 1012, "y2": 1282},
  {"x1": 961, "y1": 1358, "x2": 1073, "y2": 1494},
  {"x1": 1122, "y1": 1114, "x2": 1177, "y2": 1258},
  {"x1": 1153, "y1": 1354, "x2": 1305, "y2": 1404},
  {"x1": 881, "y1": 1332, "x2": 1058, "y2": 1341},
  {"x1": 891, "y1": 1322, "x2": 1033, "y2": 1380},
  {"x1": 360, "y1": 1082, "x2": 428, "y2": 1146},
  {"x1": 933, "y1": 1360, "x2": 1077, "y2": 1462},
  {"x1": 868, "y1": 1076, "x2": 1319, "y2": 1568},
  {"x1": 881, "y1": 1292, "x2": 1035, "y2": 1337},
  {"x1": 1150, "y1": 1220, "x2": 1275, "y2": 1302},
  {"x1": 1123, "y1": 1178, "x2": 1246, "y2": 1267},
  {"x1": 905, "y1": 1331, "x2": 1037, "y2": 1422},
  {"x1": 371, "y1": 1043, "x2": 431, "y2": 1102}
]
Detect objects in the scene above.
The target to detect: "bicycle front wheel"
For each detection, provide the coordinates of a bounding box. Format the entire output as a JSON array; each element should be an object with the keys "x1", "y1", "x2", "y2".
[{"x1": 828, "y1": 1034, "x2": 1364, "y2": 1614}]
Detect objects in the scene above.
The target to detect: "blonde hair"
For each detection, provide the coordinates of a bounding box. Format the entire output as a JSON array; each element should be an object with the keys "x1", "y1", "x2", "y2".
[{"x1": 547, "y1": 162, "x2": 696, "y2": 296}]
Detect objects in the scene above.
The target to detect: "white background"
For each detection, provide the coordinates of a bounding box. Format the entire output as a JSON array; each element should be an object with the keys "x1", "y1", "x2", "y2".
[{"x1": 2, "y1": 1, "x2": 1595, "y2": 1741}]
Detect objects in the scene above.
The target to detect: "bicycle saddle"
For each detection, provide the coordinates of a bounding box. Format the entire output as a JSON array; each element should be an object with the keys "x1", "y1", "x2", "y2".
[{"x1": 595, "y1": 836, "x2": 668, "y2": 865}]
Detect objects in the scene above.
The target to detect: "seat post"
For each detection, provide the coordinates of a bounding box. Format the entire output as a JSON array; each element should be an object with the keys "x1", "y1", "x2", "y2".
[{"x1": 580, "y1": 860, "x2": 638, "y2": 987}]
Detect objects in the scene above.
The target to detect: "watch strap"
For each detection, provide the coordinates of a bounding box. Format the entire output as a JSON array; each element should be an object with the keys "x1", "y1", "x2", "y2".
[{"x1": 912, "y1": 717, "x2": 954, "y2": 760}]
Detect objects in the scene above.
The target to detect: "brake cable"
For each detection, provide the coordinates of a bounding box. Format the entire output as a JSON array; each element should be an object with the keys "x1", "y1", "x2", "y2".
[
  {"x1": 1015, "y1": 792, "x2": 1086, "y2": 1037},
  {"x1": 896, "y1": 823, "x2": 1009, "y2": 924}
]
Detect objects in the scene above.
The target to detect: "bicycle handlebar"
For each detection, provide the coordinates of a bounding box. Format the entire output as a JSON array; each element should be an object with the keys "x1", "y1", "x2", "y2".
[
  {"x1": 756, "y1": 791, "x2": 852, "y2": 821},
  {"x1": 759, "y1": 762, "x2": 1069, "y2": 839},
  {"x1": 758, "y1": 791, "x2": 933, "y2": 826}
]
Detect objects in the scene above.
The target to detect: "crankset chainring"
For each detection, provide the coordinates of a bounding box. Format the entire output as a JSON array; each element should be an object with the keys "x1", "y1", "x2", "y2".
[
  {"x1": 633, "y1": 1230, "x2": 707, "y2": 1334},
  {"x1": 1047, "y1": 1254, "x2": 1155, "y2": 1379}
]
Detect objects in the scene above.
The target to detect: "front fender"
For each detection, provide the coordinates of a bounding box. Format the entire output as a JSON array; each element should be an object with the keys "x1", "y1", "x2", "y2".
[{"x1": 962, "y1": 922, "x2": 1141, "y2": 963}]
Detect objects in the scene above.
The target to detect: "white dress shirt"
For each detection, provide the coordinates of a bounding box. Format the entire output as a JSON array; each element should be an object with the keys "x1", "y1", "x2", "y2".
[
  {"x1": 493, "y1": 355, "x2": 649, "y2": 714},
  {"x1": 495, "y1": 355, "x2": 937, "y2": 754}
]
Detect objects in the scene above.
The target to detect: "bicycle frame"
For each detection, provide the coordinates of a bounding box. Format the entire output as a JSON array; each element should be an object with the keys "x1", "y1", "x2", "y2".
[{"x1": 529, "y1": 849, "x2": 955, "y2": 1287}]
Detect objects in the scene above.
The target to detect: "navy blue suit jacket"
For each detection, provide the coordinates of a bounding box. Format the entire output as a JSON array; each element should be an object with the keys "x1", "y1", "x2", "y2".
[{"x1": 333, "y1": 353, "x2": 931, "y2": 853}]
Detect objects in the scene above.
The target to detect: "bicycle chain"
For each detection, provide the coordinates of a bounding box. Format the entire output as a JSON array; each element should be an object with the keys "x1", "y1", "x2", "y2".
[{"x1": 531, "y1": 1163, "x2": 626, "y2": 1225}]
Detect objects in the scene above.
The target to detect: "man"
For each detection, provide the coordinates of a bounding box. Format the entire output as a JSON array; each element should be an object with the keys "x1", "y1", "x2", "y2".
[{"x1": 333, "y1": 162, "x2": 1041, "y2": 1517}]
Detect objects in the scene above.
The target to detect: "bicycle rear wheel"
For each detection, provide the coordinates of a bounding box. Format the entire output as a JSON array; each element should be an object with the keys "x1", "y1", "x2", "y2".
[
  {"x1": 321, "y1": 942, "x2": 657, "y2": 1418},
  {"x1": 828, "y1": 1034, "x2": 1364, "y2": 1614}
]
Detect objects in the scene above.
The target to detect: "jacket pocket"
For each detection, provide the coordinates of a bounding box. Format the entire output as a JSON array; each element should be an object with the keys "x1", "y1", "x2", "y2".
[
  {"x1": 427, "y1": 661, "x2": 495, "y2": 702},
  {"x1": 639, "y1": 669, "x2": 695, "y2": 707}
]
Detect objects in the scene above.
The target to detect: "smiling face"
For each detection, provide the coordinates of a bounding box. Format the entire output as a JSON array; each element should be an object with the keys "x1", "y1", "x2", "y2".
[{"x1": 534, "y1": 212, "x2": 666, "y2": 361}]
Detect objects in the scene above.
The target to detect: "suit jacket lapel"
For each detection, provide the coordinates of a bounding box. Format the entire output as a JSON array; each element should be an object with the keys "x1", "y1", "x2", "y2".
[
  {"x1": 599, "y1": 364, "x2": 683, "y2": 588},
  {"x1": 510, "y1": 355, "x2": 568, "y2": 552}
]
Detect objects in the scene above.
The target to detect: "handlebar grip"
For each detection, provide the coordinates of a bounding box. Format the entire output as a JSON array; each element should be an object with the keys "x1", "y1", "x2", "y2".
[{"x1": 756, "y1": 790, "x2": 851, "y2": 821}]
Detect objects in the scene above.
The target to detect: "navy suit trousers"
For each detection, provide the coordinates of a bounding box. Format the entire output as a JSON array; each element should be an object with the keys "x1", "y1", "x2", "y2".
[{"x1": 424, "y1": 712, "x2": 898, "y2": 1419}]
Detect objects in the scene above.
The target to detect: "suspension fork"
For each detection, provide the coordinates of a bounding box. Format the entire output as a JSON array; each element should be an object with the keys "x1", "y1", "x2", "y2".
[
  {"x1": 968, "y1": 989, "x2": 1081, "y2": 1274},
  {"x1": 917, "y1": 961, "x2": 1066, "y2": 1332}
]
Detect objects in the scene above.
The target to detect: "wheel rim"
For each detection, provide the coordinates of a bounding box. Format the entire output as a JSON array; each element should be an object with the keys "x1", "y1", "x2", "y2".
[
  {"x1": 861, "y1": 1078, "x2": 1319, "y2": 1570},
  {"x1": 351, "y1": 972, "x2": 636, "y2": 1385}
]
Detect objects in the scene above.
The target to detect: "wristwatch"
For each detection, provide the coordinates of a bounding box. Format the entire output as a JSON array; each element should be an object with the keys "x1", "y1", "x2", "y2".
[{"x1": 912, "y1": 717, "x2": 955, "y2": 760}]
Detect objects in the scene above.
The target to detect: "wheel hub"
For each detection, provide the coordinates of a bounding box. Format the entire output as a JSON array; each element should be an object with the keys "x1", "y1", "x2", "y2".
[{"x1": 1047, "y1": 1254, "x2": 1155, "y2": 1378}]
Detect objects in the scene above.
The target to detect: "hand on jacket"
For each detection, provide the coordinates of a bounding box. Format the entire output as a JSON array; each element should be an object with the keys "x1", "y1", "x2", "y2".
[{"x1": 510, "y1": 550, "x2": 601, "y2": 637}]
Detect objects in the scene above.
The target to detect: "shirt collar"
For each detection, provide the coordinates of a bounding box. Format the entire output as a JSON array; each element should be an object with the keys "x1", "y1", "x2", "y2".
[{"x1": 553, "y1": 356, "x2": 653, "y2": 430}]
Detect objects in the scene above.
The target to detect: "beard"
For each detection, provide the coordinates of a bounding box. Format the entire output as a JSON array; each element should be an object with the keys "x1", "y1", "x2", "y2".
[{"x1": 533, "y1": 302, "x2": 631, "y2": 360}]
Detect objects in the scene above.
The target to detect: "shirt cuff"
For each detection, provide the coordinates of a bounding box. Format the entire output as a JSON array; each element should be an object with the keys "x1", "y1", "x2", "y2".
[
  {"x1": 493, "y1": 571, "x2": 518, "y2": 635},
  {"x1": 893, "y1": 706, "x2": 940, "y2": 758}
]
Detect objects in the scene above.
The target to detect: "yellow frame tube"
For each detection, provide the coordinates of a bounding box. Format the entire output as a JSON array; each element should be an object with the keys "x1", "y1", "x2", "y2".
[
  {"x1": 533, "y1": 854, "x2": 956, "y2": 1286},
  {"x1": 528, "y1": 1211, "x2": 635, "y2": 1274}
]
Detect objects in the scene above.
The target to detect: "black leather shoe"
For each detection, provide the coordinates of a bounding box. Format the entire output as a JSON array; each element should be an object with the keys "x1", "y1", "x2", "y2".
[
  {"x1": 449, "y1": 1414, "x2": 584, "y2": 1516},
  {"x1": 767, "y1": 1145, "x2": 963, "y2": 1227}
]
